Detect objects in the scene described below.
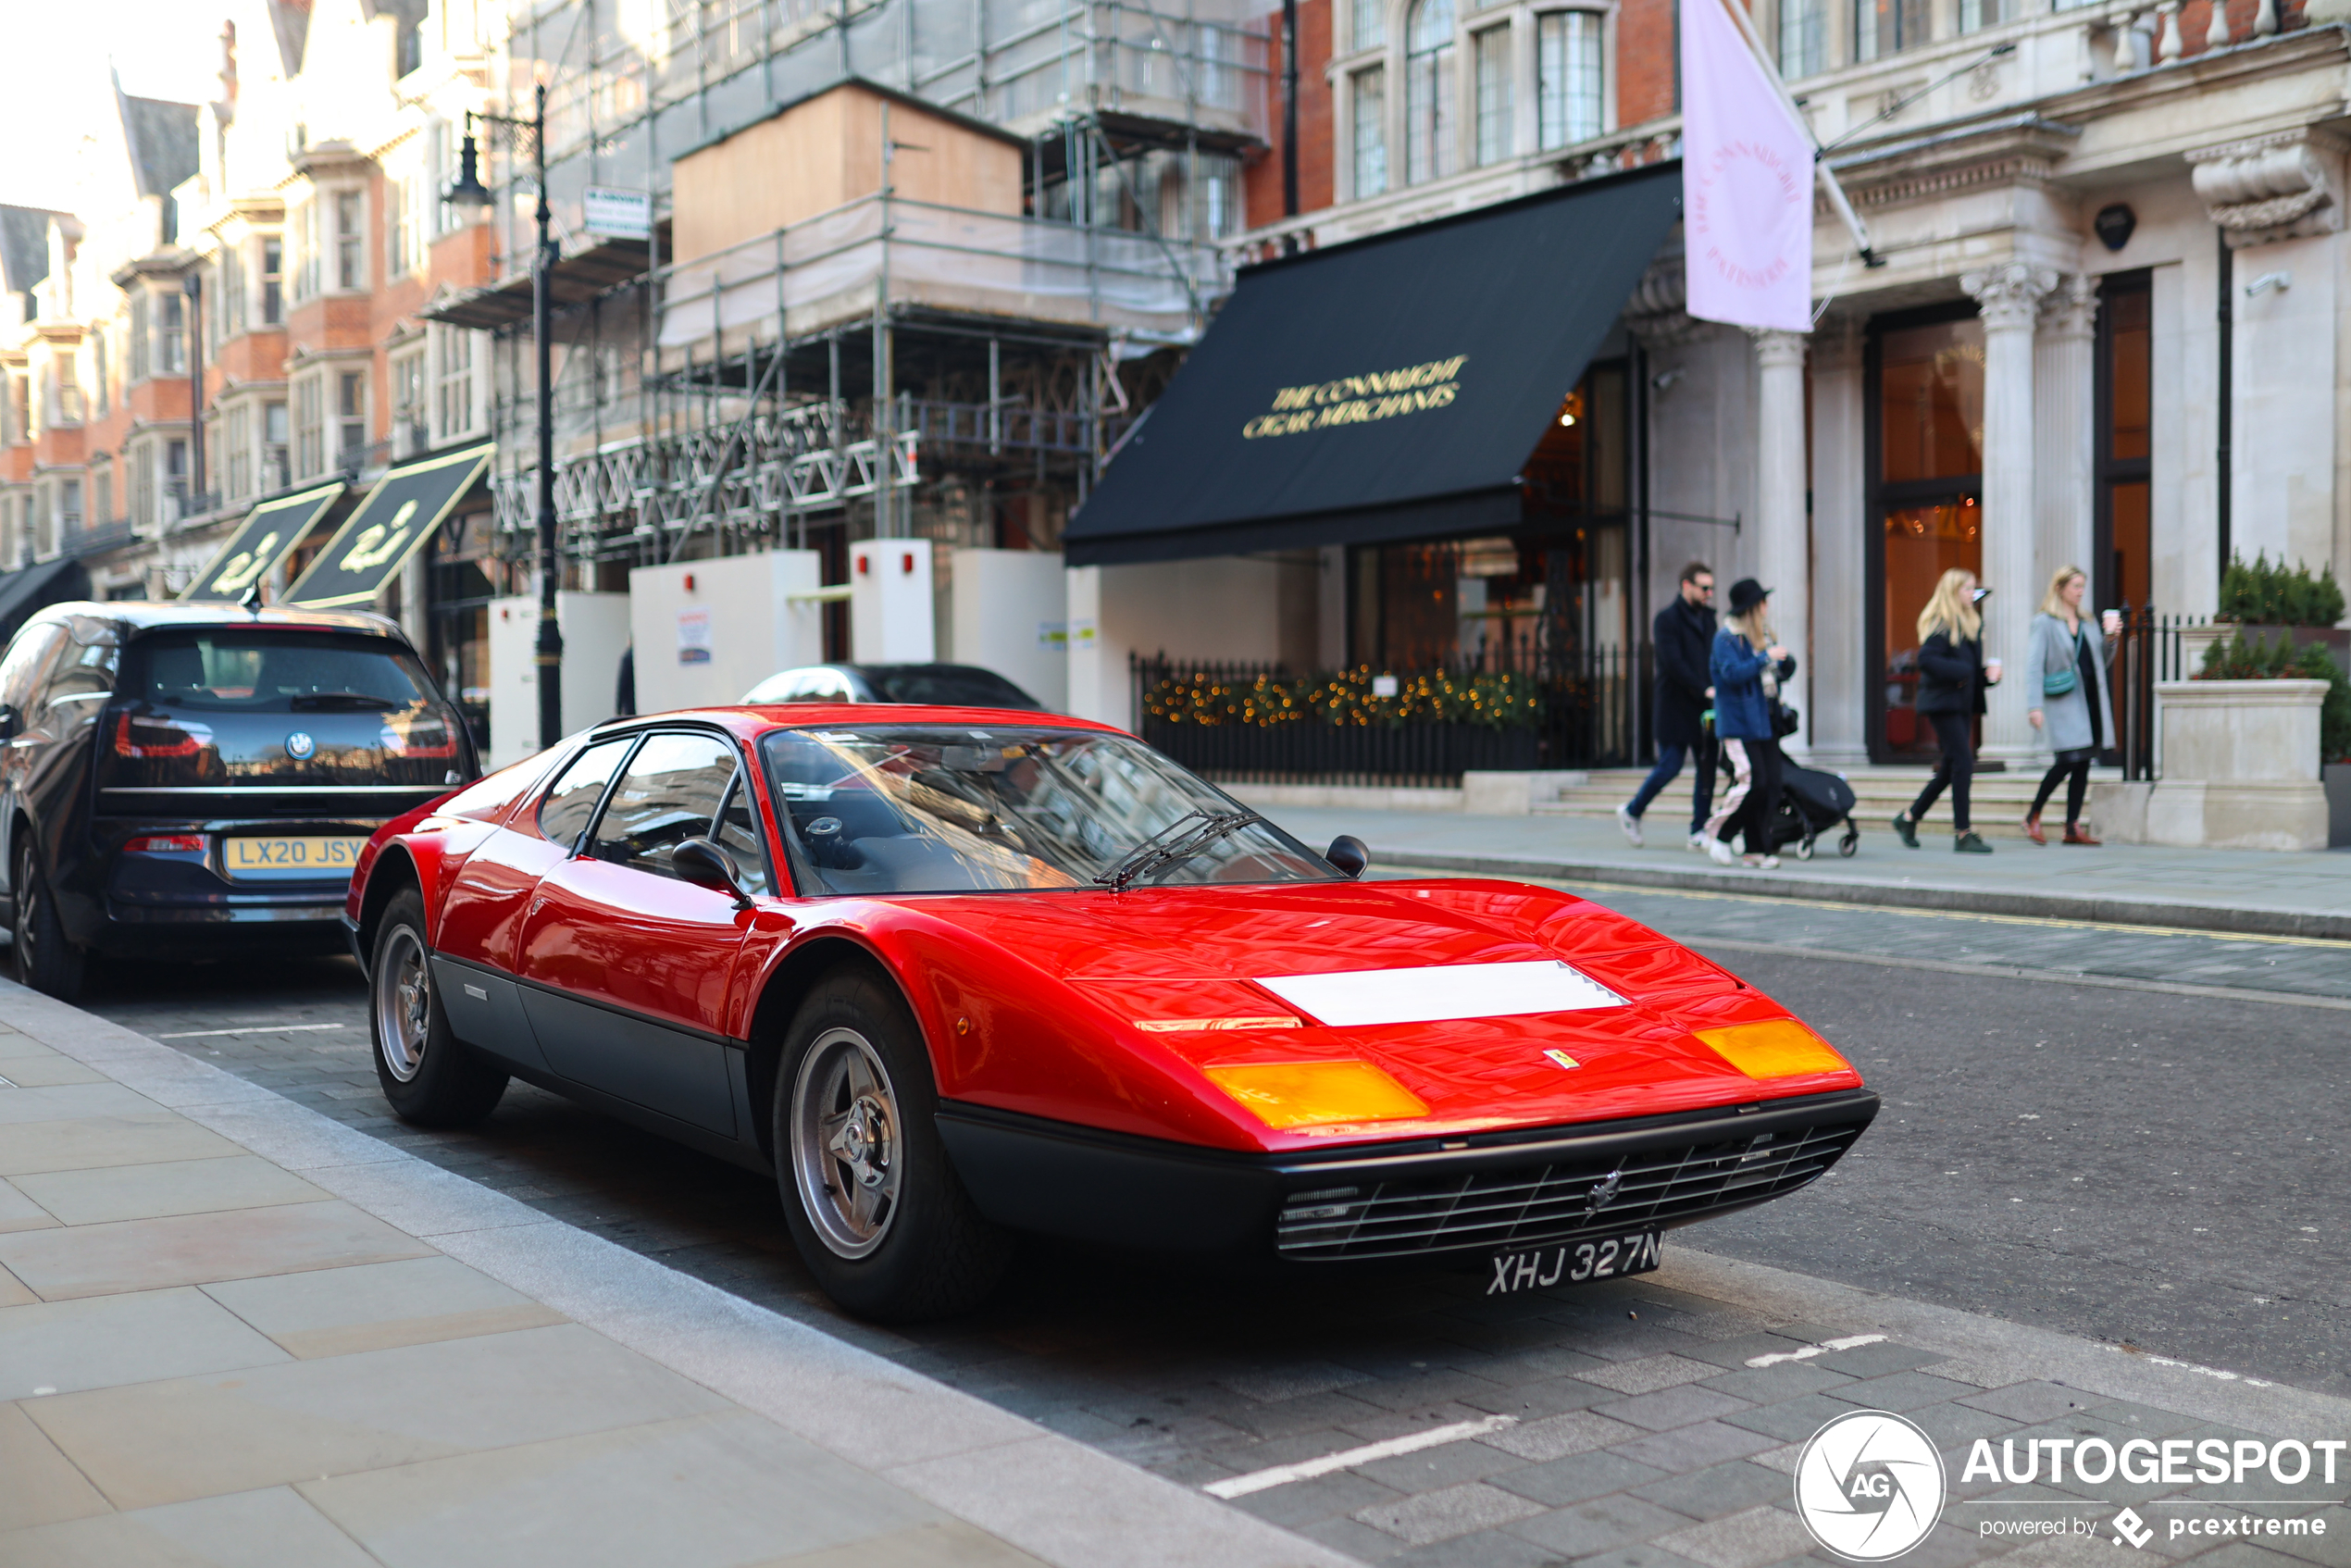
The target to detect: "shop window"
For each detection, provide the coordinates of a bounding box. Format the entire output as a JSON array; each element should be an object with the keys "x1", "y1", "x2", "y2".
[
  {"x1": 2096, "y1": 273, "x2": 2152, "y2": 613},
  {"x1": 1404, "y1": 0, "x2": 1457, "y2": 185},
  {"x1": 1869, "y1": 312, "x2": 1984, "y2": 759},
  {"x1": 1352, "y1": 68, "x2": 1389, "y2": 197},
  {"x1": 1473, "y1": 27, "x2": 1512, "y2": 167},
  {"x1": 1352, "y1": 0, "x2": 1387, "y2": 50},
  {"x1": 1781, "y1": 0, "x2": 1828, "y2": 76},
  {"x1": 1536, "y1": 12, "x2": 1603, "y2": 150}
]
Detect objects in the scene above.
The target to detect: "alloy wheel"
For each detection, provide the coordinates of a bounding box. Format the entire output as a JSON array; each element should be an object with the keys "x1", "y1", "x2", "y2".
[
  {"x1": 790, "y1": 1027, "x2": 903, "y2": 1259},
  {"x1": 373, "y1": 927, "x2": 431, "y2": 1083}
]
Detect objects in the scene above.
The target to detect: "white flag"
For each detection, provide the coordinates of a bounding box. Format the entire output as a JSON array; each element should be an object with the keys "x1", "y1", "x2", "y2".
[{"x1": 1680, "y1": 0, "x2": 1815, "y2": 332}]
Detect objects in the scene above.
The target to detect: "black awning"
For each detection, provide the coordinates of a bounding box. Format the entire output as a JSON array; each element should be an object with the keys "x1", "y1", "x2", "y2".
[
  {"x1": 0, "y1": 557, "x2": 89, "y2": 647},
  {"x1": 283, "y1": 445, "x2": 494, "y2": 609},
  {"x1": 1064, "y1": 164, "x2": 1680, "y2": 566},
  {"x1": 180, "y1": 481, "x2": 343, "y2": 602}
]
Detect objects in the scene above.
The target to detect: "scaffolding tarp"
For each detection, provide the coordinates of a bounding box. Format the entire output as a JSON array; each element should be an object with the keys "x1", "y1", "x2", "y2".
[
  {"x1": 283, "y1": 446, "x2": 495, "y2": 609},
  {"x1": 1064, "y1": 165, "x2": 1683, "y2": 566},
  {"x1": 180, "y1": 483, "x2": 342, "y2": 602}
]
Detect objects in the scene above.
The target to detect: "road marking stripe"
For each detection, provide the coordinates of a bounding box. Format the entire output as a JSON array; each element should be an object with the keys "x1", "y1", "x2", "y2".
[
  {"x1": 1201, "y1": 1414, "x2": 1519, "y2": 1499},
  {"x1": 2104, "y1": 1345, "x2": 2274, "y2": 1388},
  {"x1": 1686, "y1": 938, "x2": 2351, "y2": 1013},
  {"x1": 1746, "y1": 1332, "x2": 1885, "y2": 1367},
  {"x1": 153, "y1": 1023, "x2": 349, "y2": 1039}
]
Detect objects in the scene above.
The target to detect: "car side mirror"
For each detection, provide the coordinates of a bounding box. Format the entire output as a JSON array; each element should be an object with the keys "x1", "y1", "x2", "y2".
[
  {"x1": 673, "y1": 837, "x2": 754, "y2": 909},
  {"x1": 1325, "y1": 835, "x2": 1369, "y2": 879}
]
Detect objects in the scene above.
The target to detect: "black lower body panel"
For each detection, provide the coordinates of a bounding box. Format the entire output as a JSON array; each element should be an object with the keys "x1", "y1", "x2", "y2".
[{"x1": 935, "y1": 1089, "x2": 1879, "y2": 1264}]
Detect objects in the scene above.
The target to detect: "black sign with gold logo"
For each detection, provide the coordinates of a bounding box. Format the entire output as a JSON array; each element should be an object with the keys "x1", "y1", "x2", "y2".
[
  {"x1": 1066, "y1": 165, "x2": 1681, "y2": 566},
  {"x1": 283, "y1": 445, "x2": 494, "y2": 609},
  {"x1": 180, "y1": 483, "x2": 343, "y2": 602}
]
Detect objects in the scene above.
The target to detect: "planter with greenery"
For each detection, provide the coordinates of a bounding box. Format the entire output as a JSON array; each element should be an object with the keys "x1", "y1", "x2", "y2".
[{"x1": 2139, "y1": 628, "x2": 2341, "y2": 850}]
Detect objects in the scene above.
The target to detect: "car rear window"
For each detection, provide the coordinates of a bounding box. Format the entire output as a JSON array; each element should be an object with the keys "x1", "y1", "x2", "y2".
[{"x1": 131, "y1": 630, "x2": 434, "y2": 713}]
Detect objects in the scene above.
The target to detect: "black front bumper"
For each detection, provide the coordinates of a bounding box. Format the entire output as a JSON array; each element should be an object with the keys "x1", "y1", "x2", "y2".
[{"x1": 935, "y1": 1089, "x2": 1879, "y2": 1263}]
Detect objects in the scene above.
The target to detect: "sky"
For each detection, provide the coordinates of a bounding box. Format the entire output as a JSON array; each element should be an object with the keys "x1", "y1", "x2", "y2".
[{"x1": 0, "y1": 2, "x2": 228, "y2": 214}]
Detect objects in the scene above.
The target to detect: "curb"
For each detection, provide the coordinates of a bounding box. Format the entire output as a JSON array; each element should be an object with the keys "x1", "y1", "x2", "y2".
[{"x1": 1369, "y1": 849, "x2": 2351, "y2": 941}]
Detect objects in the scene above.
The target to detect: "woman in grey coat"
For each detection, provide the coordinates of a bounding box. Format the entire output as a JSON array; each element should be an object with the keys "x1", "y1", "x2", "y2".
[{"x1": 2024, "y1": 565, "x2": 2119, "y2": 845}]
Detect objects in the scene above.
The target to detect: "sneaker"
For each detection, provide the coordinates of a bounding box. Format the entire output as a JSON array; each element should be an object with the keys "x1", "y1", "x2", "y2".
[
  {"x1": 1955, "y1": 831, "x2": 1994, "y2": 854},
  {"x1": 1686, "y1": 831, "x2": 1710, "y2": 852},
  {"x1": 1616, "y1": 805, "x2": 1644, "y2": 848},
  {"x1": 1742, "y1": 854, "x2": 1782, "y2": 870},
  {"x1": 1891, "y1": 813, "x2": 1919, "y2": 850},
  {"x1": 1705, "y1": 837, "x2": 1736, "y2": 866}
]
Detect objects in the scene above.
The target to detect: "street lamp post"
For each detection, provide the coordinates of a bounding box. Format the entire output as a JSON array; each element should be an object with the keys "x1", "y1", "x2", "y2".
[{"x1": 447, "y1": 85, "x2": 564, "y2": 749}]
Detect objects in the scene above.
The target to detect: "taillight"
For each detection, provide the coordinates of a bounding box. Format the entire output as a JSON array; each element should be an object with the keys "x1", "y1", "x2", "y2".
[
  {"x1": 380, "y1": 716, "x2": 458, "y2": 758},
  {"x1": 124, "y1": 835, "x2": 206, "y2": 854},
  {"x1": 115, "y1": 713, "x2": 215, "y2": 757}
]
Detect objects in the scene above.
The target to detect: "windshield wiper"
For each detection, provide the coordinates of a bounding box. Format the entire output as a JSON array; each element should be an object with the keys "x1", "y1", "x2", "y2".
[
  {"x1": 288, "y1": 691, "x2": 403, "y2": 711},
  {"x1": 1094, "y1": 809, "x2": 1263, "y2": 893}
]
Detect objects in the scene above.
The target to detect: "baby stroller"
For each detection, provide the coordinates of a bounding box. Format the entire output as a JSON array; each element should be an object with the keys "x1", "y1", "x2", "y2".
[{"x1": 1773, "y1": 764, "x2": 1860, "y2": 859}]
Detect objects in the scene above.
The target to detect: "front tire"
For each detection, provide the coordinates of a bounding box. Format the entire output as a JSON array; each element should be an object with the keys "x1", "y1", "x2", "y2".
[
  {"x1": 369, "y1": 890, "x2": 507, "y2": 1126},
  {"x1": 14, "y1": 840, "x2": 86, "y2": 1002},
  {"x1": 775, "y1": 966, "x2": 1008, "y2": 1321}
]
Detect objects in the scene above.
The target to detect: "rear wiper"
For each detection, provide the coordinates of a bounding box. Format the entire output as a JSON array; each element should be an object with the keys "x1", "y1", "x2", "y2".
[
  {"x1": 288, "y1": 691, "x2": 402, "y2": 711},
  {"x1": 1094, "y1": 809, "x2": 1263, "y2": 893}
]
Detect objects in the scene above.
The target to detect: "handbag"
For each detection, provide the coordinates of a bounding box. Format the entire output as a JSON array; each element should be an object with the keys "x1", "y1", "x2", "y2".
[{"x1": 2043, "y1": 626, "x2": 2082, "y2": 698}]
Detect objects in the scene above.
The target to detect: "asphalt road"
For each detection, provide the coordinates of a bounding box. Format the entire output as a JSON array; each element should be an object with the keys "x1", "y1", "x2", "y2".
[{"x1": 69, "y1": 885, "x2": 2351, "y2": 1416}]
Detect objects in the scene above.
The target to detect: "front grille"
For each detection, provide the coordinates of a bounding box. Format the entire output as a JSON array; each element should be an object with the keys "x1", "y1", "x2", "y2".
[{"x1": 1275, "y1": 1120, "x2": 1865, "y2": 1261}]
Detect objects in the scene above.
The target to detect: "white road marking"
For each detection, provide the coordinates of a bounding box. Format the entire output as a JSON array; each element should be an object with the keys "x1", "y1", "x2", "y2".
[
  {"x1": 1201, "y1": 1414, "x2": 1520, "y2": 1499},
  {"x1": 2105, "y1": 1345, "x2": 2274, "y2": 1388},
  {"x1": 153, "y1": 1023, "x2": 348, "y2": 1039},
  {"x1": 1745, "y1": 1332, "x2": 1886, "y2": 1368}
]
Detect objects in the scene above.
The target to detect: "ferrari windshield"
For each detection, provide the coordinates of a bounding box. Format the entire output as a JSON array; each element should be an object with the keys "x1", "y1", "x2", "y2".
[{"x1": 760, "y1": 725, "x2": 1341, "y2": 895}]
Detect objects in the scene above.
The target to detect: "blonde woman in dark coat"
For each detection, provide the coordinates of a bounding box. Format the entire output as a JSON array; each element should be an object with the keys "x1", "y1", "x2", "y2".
[{"x1": 2023, "y1": 565, "x2": 2120, "y2": 845}]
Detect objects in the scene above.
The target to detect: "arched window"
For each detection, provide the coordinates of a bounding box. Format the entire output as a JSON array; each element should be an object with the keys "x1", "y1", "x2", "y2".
[{"x1": 1405, "y1": 0, "x2": 1457, "y2": 184}]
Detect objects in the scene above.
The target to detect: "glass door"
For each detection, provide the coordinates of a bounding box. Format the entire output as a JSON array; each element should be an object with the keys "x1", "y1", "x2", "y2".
[{"x1": 1867, "y1": 311, "x2": 1984, "y2": 761}]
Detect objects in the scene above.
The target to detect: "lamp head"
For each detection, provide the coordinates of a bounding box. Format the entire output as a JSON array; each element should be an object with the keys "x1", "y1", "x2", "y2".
[{"x1": 444, "y1": 131, "x2": 493, "y2": 211}]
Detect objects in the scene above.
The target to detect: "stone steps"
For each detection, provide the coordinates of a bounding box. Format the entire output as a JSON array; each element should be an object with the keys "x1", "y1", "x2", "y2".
[{"x1": 1543, "y1": 765, "x2": 2121, "y2": 841}]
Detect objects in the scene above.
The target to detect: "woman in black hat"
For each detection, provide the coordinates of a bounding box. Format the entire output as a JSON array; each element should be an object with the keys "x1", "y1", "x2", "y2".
[{"x1": 1701, "y1": 579, "x2": 1796, "y2": 869}]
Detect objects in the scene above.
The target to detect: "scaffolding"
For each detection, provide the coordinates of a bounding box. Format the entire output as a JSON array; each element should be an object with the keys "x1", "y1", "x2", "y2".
[{"x1": 457, "y1": 0, "x2": 1266, "y2": 579}]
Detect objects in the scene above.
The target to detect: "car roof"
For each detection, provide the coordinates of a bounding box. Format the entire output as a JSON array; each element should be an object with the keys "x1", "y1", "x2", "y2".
[
  {"x1": 34, "y1": 600, "x2": 408, "y2": 639},
  {"x1": 595, "y1": 703, "x2": 1127, "y2": 742}
]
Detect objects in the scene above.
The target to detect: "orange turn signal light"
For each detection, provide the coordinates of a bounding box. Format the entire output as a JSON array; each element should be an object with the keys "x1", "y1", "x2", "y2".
[
  {"x1": 1202, "y1": 1060, "x2": 1428, "y2": 1128},
  {"x1": 1695, "y1": 1019, "x2": 1852, "y2": 1079}
]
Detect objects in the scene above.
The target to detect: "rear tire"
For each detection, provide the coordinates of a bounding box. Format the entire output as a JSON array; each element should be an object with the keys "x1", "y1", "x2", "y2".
[
  {"x1": 13, "y1": 840, "x2": 86, "y2": 1002},
  {"x1": 774, "y1": 966, "x2": 1008, "y2": 1322},
  {"x1": 369, "y1": 890, "x2": 507, "y2": 1126}
]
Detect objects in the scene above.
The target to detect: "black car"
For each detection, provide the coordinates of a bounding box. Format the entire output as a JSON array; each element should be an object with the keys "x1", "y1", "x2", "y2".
[
  {"x1": 740, "y1": 663, "x2": 1044, "y2": 709},
  {"x1": 0, "y1": 602, "x2": 479, "y2": 999}
]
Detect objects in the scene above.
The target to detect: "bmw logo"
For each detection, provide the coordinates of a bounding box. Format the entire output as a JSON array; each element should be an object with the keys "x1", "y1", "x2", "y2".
[{"x1": 285, "y1": 731, "x2": 316, "y2": 760}]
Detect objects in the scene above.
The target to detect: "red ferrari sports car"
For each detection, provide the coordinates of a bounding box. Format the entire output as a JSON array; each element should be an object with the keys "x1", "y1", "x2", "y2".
[{"x1": 344, "y1": 705, "x2": 1876, "y2": 1320}]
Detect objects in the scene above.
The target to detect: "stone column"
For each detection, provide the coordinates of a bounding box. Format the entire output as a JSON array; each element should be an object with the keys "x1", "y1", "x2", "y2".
[
  {"x1": 2035, "y1": 274, "x2": 2099, "y2": 601},
  {"x1": 1808, "y1": 317, "x2": 1870, "y2": 766},
  {"x1": 1748, "y1": 327, "x2": 1810, "y2": 756},
  {"x1": 1963, "y1": 262, "x2": 2058, "y2": 765}
]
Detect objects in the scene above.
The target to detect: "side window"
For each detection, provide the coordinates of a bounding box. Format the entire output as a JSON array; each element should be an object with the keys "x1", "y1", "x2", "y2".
[
  {"x1": 0, "y1": 623, "x2": 66, "y2": 713},
  {"x1": 711, "y1": 770, "x2": 774, "y2": 896},
  {"x1": 588, "y1": 731, "x2": 743, "y2": 881},
  {"x1": 537, "y1": 737, "x2": 634, "y2": 850}
]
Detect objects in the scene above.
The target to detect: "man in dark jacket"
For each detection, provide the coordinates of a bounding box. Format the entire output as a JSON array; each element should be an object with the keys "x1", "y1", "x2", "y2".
[{"x1": 1618, "y1": 562, "x2": 1717, "y2": 850}]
